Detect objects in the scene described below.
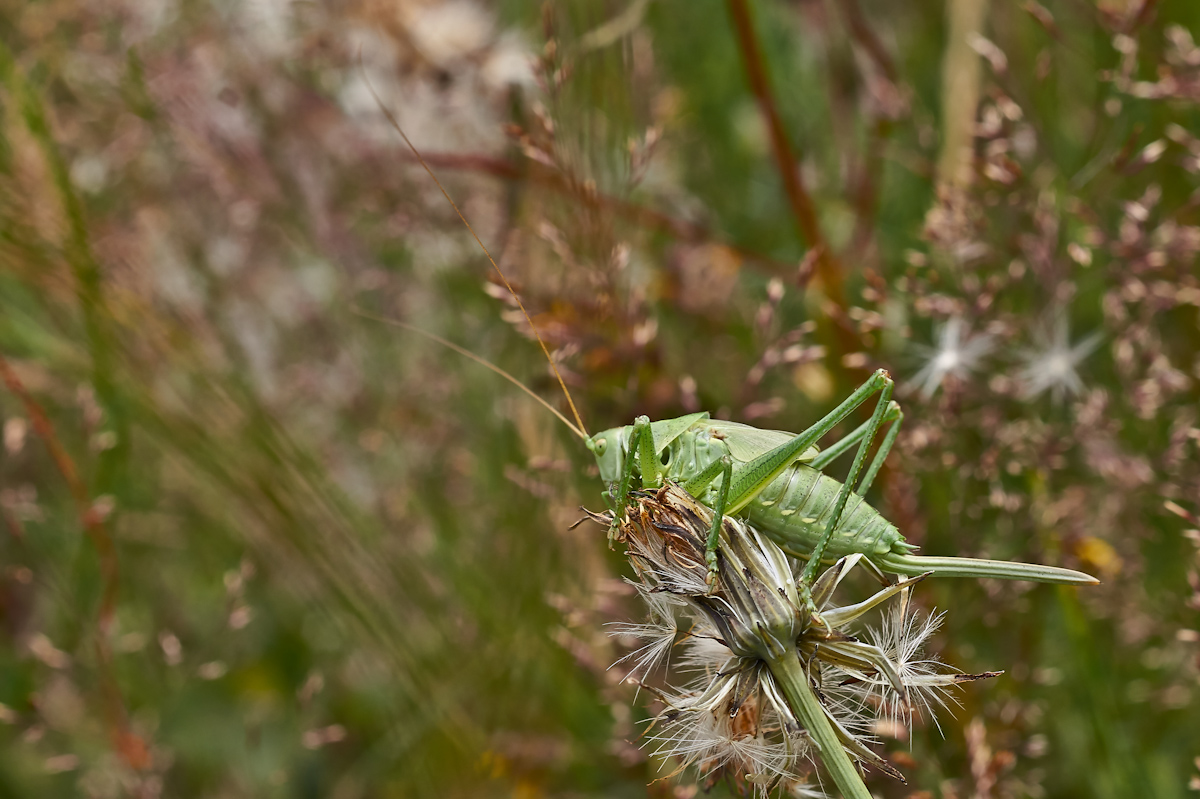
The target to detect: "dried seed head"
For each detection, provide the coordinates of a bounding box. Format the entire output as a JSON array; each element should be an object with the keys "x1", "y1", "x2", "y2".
[
  {"x1": 622, "y1": 484, "x2": 807, "y2": 661},
  {"x1": 858, "y1": 605, "x2": 1003, "y2": 735},
  {"x1": 606, "y1": 484, "x2": 1001, "y2": 794}
]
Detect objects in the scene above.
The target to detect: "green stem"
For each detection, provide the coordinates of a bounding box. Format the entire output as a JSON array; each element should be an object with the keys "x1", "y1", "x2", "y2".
[{"x1": 766, "y1": 650, "x2": 872, "y2": 799}]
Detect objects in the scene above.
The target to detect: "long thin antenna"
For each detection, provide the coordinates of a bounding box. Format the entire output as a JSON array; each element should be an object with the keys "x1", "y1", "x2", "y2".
[
  {"x1": 353, "y1": 308, "x2": 587, "y2": 441},
  {"x1": 362, "y1": 65, "x2": 590, "y2": 439}
]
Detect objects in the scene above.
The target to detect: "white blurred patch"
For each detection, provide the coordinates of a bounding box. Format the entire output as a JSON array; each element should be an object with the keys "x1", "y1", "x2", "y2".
[
  {"x1": 408, "y1": 0, "x2": 494, "y2": 68},
  {"x1": 482, "y1": 31, "x2": 535, "y2": 89},
  {"x1": 234, "y1": 0, "x2": 296, "y2": 58},
  {"x1": 205, "y1": 235, "x2": 246, "y2": 278},
  {"x1": 70, "y1": 156, "x2": 109, "y2": 194},
  {"x1": 227, "y1": 297, "x2": 280, "y2": 399},
  {"x1": 124, "y1": 0, "x2": 181, "y2": 42}
]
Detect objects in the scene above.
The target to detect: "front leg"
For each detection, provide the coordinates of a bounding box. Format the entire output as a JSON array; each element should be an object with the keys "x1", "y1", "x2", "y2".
[
  {"x1": 680, "y1": 455, "x2": 736, "y2": 588},
  {"x1": 608, "y1": 416, "x2": 660, "y2": 546}
]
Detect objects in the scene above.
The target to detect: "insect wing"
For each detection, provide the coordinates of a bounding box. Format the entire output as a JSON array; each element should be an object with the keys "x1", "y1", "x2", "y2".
[
  {"x1": 650, "y1": 412, "x2": 709, "y2": 455},
  {"x1": 706, "y1": 420, "x2": 820, "y2": 465}
]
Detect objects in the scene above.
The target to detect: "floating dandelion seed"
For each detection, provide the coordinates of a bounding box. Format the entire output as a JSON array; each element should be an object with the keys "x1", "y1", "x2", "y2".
[
  {"x1": 1017, "y1": 316, "x2": 1103, "y2": 403},
  {"x1": 594, "y1": 485, "x2": 1000, "y2": 798},
  {"x1": 906, "y1": 317, "x2": 995, "y2": 399}
]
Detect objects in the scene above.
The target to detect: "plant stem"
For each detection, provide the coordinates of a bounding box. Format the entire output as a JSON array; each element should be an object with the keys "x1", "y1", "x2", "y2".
[{"x1": 766, "y1": 649, "x2": 872, "y2": 799}]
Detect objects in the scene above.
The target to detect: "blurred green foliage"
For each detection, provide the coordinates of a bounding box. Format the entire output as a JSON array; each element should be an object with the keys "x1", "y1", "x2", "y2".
[{"x1": 1, "y1": 0, "x2": 1199, "y2": 797}]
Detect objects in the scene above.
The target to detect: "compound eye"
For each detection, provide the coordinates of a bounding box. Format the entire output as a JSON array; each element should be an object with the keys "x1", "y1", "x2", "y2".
[{"x1": 594, "y1": 438, "x2": 608, "y2": 455}]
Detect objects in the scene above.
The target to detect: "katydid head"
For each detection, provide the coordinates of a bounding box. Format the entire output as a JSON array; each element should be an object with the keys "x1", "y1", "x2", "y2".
[
  {"x1": 586, "y1": 426, "x2": 631, "y2": 484},
  {"x1": 586, "y1": 413, "x2": 711, "y2": 485}
]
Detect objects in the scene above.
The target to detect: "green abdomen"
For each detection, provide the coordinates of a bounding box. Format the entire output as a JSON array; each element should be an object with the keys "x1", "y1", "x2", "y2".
[{"x1": 744, "y1": 463, "x2": 906, "y2": 559}]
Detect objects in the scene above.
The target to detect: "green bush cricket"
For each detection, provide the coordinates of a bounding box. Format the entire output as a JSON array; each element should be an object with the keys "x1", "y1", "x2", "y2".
[
  {"x1": 586, "y1": 378, "x2": 1098, "y2": 590},
  {"x1": 378, "y1": 103, "x2": 1098, "y2": 600}
]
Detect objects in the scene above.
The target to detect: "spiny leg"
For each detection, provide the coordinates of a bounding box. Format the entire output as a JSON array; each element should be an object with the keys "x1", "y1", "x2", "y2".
[
  {"x1": 797, "y1": 399, "x2": 904, "y2": 612},
  {"x1": 680, "y1": 454, "x2": 736, "y2": 589},
  {"x1": 607, "y1": 416, "x2": 661, "y2": 546},
  {"x1": 691, "y1": 370, "x2": 891, "y2": 587},
  {"x1": 809, "y1": 401, "x2": 901, "y2": 473},
  {"x1": 800, "y1": 376, "x2": 895, "y2": 588},
  {"x1": 677, "y1": 369, "x2": 892, "y2": 587},
  {"x1": 798, "y1": 395, "x2": 1099, "y2": 588},
  {"x1": 723, "y1": 369, "x2": 893, "y2": 516},
  {"x1": 809, "y1": 400, "x2": 904, "y2": 497},
  {"x1": 811, "y1": 404, "x2": 1099, "y2": 587},
  {"x1": 636, "y1": 415, "x2": 665, "y2": 490},
  {"x1": 857, "y1": 403, "x2": 902, "y2": 497}
]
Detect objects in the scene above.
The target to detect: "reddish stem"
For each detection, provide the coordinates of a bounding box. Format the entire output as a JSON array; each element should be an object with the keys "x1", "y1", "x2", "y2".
[
  {"x1": 724, "y1": 0, "x2": 845, "y2": 308},
  {"x1": 0, "y1": 353, "x2": 148, "y2": 771}
]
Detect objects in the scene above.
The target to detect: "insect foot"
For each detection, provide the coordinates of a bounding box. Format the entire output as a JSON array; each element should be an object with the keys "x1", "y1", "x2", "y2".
[
  {"x1": 606, "y1": 484, "x2": 1001, "y2": 799},
  {"x1": 704, "y1": 549, "x2": 720, "y2": 594}
]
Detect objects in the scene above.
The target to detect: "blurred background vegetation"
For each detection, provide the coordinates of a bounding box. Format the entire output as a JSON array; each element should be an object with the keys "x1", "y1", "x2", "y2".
[{"x1": 1, "y1": 0, "x2": 1199, "y2": 797}]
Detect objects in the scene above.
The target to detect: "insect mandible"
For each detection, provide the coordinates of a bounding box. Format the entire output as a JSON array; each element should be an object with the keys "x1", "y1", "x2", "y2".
[{"x1": 377, "y1": 101, "x2": 1098, "y2": 598}]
